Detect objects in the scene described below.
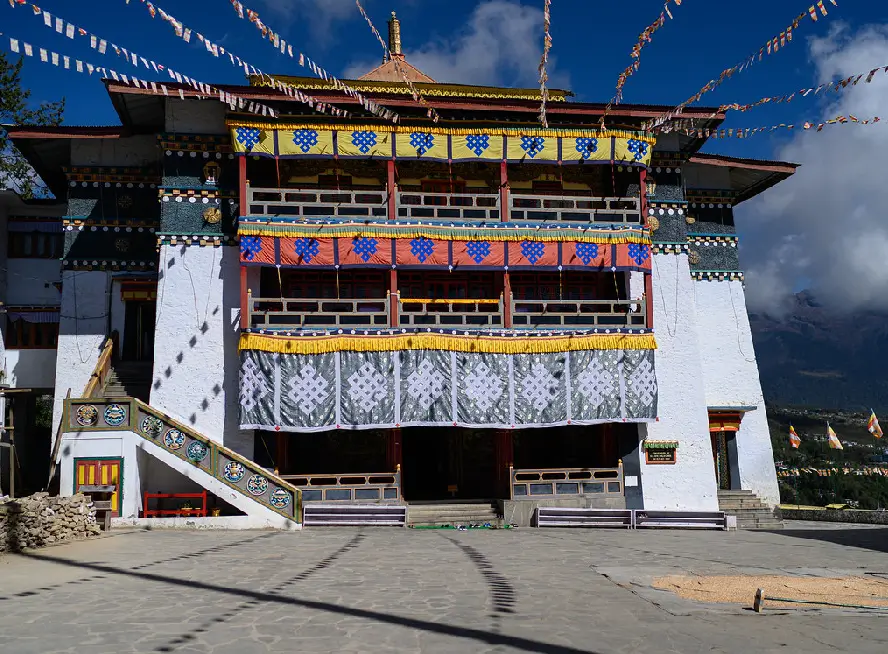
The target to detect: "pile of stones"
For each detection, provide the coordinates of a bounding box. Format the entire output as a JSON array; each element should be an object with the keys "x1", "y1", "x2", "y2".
[{"x1": 0, "y1": 493, "x2": 101, "y2": 553}]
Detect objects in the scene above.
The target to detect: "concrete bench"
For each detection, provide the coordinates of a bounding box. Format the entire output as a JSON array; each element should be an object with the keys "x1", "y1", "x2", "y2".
[
  {"x1": 634, "y1": 510, "x2": 726, "y2": 530},
  {"x1": 534, "y1": 507, "x2": 633, "y2": 529},
  {"x1": 303, "y1": 504, "x2": 407, "y2": 527}
]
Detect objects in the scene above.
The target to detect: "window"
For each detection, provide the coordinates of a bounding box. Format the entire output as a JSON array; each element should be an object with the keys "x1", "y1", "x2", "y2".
[
  {"x1": 510, "y1": 272, "x2": 624, "y2": 301},
  {"x1": 8, "y1": 231, "x2": 64, "y2": 259},
  {"x1": 3, "y1": 318, "x2": 60, "y2": 349},
  {"x1": 398, "y1": 272, "x2": 498, "y2": 300},
  {"x1": 262, "y1": 269, "x2": 387, "y2": 299}
]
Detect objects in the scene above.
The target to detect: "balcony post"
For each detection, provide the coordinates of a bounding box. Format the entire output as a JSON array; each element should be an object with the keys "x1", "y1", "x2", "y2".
[
  {"x1": 639, "y1": 168, "x2": 654, "y2": 329},
  {"x1": 503, "y1": 283, "x2": 512, "y2": 328},
  {"x1": 500, "y1": 160, "x2": 509, "y2": 222},
  {"x1": 240, "y1": 268, "x2": 249, "y2": 329},
  {"x1": 387, "y1": 159, "x2": 397, "y2": 221}
]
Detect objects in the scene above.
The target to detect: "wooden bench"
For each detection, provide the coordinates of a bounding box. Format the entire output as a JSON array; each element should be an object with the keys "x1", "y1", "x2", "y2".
[
  {"x1": 534, "y1": 507, "x2": 633, "y2": 529},
  {"x1": 634, "y1": 510, "x2": 726, "y2": 530},
  {"x1": 303, "y1": 503, "x2": 407, "y2": 527},
  {"x1": 142, "y1": 491, "x2": 208, "y2": 518}
]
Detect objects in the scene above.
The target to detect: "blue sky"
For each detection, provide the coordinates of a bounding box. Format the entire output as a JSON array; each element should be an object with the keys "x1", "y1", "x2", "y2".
[{"x1": 4, "y1": 0, "x2": 888, "y2": 312}]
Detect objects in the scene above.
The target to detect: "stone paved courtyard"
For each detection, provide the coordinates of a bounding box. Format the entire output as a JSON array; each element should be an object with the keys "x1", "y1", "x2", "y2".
[{"x1": 1, "y1": 523, "x2": 887, "y2": 653}]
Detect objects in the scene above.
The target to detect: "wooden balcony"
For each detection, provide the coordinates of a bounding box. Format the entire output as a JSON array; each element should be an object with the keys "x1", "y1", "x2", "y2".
[
  {"x1": 509, "y1": 195, "x2": 641, "y2": 224},
  {"x1": 245, "y1": 186, "x2": 640, "y2": 224},
  {"x1": 510, "y1": 465, "x2": 624, "y2": 499},
  {"x1": 246, "y1": 292, "x2": 646, "y2": 331}
]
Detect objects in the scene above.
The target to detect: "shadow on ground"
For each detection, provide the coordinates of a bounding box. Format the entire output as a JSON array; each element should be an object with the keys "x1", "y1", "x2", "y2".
[{"x1": 764, "y1": 527, "x2": 888, "y2": 554}]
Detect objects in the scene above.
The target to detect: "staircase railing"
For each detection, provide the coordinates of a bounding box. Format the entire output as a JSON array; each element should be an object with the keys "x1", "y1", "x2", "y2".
[{"x1": 60, "y1": 395, "x2": 302, "y2": 523}]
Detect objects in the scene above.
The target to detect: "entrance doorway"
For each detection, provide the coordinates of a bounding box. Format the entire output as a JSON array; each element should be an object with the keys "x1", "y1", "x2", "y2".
[
  {"x1": 710, "y1": 431, "x2": 733, "y2": 490},
  {"x1": 122, "y1": 300, "x2": 156, "y2": 362},
  {"x1": 401, "y1": 428, "x2": 496, "y2": 501},
  {"x1": 74, "y1": 458, "x2": 123, "y2": 516}
]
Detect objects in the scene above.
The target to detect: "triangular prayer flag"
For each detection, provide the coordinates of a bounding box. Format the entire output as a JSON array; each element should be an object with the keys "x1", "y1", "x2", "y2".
[
  {"x1": 868, "y1": 410, "x2": 883, "y2": 438},
  {"x1": 827, "y1": 423, "x2": 843, "y2": 450},
  {"x1": 790, "y1": 426, "x2": 801, "y2": 449}
]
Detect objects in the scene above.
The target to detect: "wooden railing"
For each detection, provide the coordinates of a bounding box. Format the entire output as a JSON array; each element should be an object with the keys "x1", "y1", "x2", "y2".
[
  {"x1": 396, "y1": 191, "x2": 500, "y2": 221},
  {"x1": 509, "y1": 195, "x2": 641, "y2": 224},
  {"x1": 511, "y1": 297, "x2": 646, "y2": 328},
  {"x1": 398, "y1": 295, "x2": 505, "y2": 328},
  {"x1": 247, "y1": 185, "x2": 389, "y2": 219},
  {"x1": 279, "y1": 468, "x2": 402, "y2": 503},
  {"x1": 248, "y1": 292, "x2": 389, "y2": 329},
  {"x1": 83, "y1": 337, "x2": 115, "y2": 398},
  {"x1": 246, "y1": 292, "x2": 646, "y2": 331},
  {"x1": 510, "y1": 464, "x2": 624, "y2": 500}
]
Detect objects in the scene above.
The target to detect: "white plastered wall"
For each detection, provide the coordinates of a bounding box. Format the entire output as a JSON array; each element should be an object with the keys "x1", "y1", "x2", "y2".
[
  {"x1": 694, "y1": 280, "x2": 780, "y2": 506},
  {"x1": 641, "y1": 253, "x2": 719, "y2": 511},
  {"x1": 150, "y1": 244, "x2": 252, "y2": 456},
  {"x1": 51, "y1": 270, "x2": 111, "y2": 436}
]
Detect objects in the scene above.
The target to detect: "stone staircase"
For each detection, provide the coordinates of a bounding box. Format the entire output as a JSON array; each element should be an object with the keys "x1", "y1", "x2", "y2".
[
  {"x1": 718, "y1": 490, "x2": 783, "y2": 529},
  {"x1": 407, "y1": 501, "x2": 501, "y2": 527},
  {"x1": 103, "y1": 362, "x2": 153, "y2": 402}
]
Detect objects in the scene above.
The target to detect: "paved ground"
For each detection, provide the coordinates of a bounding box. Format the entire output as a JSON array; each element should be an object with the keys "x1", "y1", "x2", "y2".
[{"x1": 1, "y1": 522, "x2": 887, "y2": 653}]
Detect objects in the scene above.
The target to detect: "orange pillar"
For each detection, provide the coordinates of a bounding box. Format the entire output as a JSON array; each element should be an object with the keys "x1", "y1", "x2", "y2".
[{"x1": 639, "y1": 167, "x2": 654, "y2": 328}]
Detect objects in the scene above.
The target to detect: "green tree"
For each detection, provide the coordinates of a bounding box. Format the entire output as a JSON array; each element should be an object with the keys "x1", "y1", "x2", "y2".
[{"x1": 1, "y1": 52, "x2": 65, "y2": 198}]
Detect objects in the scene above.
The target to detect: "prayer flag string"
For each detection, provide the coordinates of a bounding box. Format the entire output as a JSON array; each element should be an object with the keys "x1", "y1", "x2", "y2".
[
  {"x1": 645, "y1": 0, "x2": 839, "y2": 131},
  {"x1": 683, "y1": 112, "x2": 880, "y2": 140},
  {"x1": 4, "y1": 2, "x2": 280, "y2": 117},
  {"x1": 354, "y1": 0, "x2": 440, "y2": 123},
  {"x1": 600, "y1": 0, "x2": 683, "y2": 128},
  {"x1": 123, "y1": 0, "x2": 351, "y2": 119},
  {"x1": 227, "y1": 1, "x2": 399, "y2": 123},
  {"x1": 538, "y1": 0, "x2": 552, "y2": 128}
]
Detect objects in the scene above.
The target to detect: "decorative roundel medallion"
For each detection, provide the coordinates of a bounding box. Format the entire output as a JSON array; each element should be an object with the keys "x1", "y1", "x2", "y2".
[
  {"x1": 269, "y1": 489, "x2": 291, "y2": 509},
  {"x1": 688, "y1": 250, "x2": 701, "y2": 265},
  {"x1": 140, "y1": 415, "x2": 164, "y2": 439},
  {"x1": 647, "y1": 216, "x2": 660, "y2": 231},
  {"x1": 223, "y1": 461, "x2": 246, "y2": 483},
  {"x1": 163, "y1": 428, "x2": 186, "y2": 450},
  {"x1": 76, "y1": 404, "x2": 99, "y2": 427},
  {"x1": 203, "y1": 207, "x2": 222, "y2": 224},
  {"x1": 246, "y1": 474, "x2": 269, "y2": 496},
  {"x1": 103, "y1": 404, "x2": 127, "y2": 427},
  {"x1": 186, "y1": 441, "x2": 209, "y2": 463}
]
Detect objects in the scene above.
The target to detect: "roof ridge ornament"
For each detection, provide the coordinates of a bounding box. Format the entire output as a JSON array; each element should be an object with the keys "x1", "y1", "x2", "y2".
[{"x1": 388, "y1": 11, "x2": 402, "y2": 58}]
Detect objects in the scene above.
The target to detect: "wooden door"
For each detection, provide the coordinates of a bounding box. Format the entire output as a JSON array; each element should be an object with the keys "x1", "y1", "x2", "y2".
[{"x1": 75, "y1": 458, "x2": 123, "y2": 516}]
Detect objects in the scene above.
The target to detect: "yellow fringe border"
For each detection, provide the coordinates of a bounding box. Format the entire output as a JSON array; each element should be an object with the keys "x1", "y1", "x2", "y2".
[
  {"x1": 227, "y1": 122, "x2": 657, "y2": 143},
  {"x1": 238, "y1": 224, "x2": 652, "y2": 245},
  {"x1": 239, "y1": 332, "x2": 657, "y2": 355}
]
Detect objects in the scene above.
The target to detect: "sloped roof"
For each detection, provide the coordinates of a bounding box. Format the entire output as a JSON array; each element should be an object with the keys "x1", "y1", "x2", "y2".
[{"x1": 359, "y1": 56, "x2": 435, "y2": 83}]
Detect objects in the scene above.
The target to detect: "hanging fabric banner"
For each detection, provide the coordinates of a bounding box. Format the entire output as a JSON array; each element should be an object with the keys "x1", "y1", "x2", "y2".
[
  {"x1": 684, "y1": 112, "x2": 880, "y2": 139},
  {"x1": 646, "y1": 0, "x2": 840, "y2": 131},
  {"x1": 538, "y1": 0, "x2": 552, "y2": 128},
  {"x1": 238, "y1": 347, "x2": 658, "y2": 432}
]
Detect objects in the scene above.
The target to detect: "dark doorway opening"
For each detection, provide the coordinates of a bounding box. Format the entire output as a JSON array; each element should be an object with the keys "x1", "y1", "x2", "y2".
[
  {"x1": 122, "y1": 300, "x2": 156, "y2": 362},
  {"x1": 514, "y1": 425, "x2": 621, "y2": 470},
  {"x1": 401, "y1": 428, "x2": 497, "y2": 501}
]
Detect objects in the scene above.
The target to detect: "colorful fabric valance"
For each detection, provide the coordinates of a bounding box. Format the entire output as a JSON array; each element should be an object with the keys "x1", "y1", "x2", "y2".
[
  {"x1": 5, "y1": 308, "x2": 60, "y2": 323},
  {"x1": 230, "y1": 125, "x2": 655, "y2": 166},
  {"x1": 238, "y1": 347, "x2": 657, "y2": 433},
  {"x1": 239, "y1": 235, "x2": 651, "y2": 272}
]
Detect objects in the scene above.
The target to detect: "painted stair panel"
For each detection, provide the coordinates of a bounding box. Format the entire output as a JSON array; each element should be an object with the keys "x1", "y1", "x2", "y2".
[{"x1": 63, "y1": 396, "x2": 302, "y2": 526}]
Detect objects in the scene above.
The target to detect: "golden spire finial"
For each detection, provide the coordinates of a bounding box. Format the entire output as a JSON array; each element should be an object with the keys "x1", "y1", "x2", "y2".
[{"x1": 388, "y1": 11, "x2": 403, "y2": 57}]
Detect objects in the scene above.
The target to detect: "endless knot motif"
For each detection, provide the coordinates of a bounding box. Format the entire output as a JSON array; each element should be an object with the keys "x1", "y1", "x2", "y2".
[
  {"x1": 352, "y1": 237, "x2": 379, "y2": 262},
  {"x1": 465, "y1": 134, "x2": 490, "y2": 157},
  {"x1": 575, "y1": 242, "x2": 600, "y2": 265},
  {"x1": 409, "y1": 132, "x2": 435, "y2": 155},
  {"x1": 520, "y1": 136, "x2": 546, "y2": 158},
  {"x1": 466, "y1": 241, "x2": 491, "y2": 264},
  {"x1": 235, "y1": 127, "x2": 261, "y2": 150},
  {"x1": 239, "y1": 357, "x2": 270, "y2": 413},
  {"x1": 628, "y1": 243, "x2": 650, "y2": 266},
  {"x1": 294, "y1": 238, "x2": 320, "y2": 263},
  {"x1": 406, "y1": 358, "x2": 446, "y2": 411},
  {"x1": 286, "y1": 364, "x2": 331, "y2": 416},
  {"x1": 575, "y1": 357, "x2": 616, "y2": 410},
  {"x1": 575, "y1": 137, "x2": 599, "y2": 160},
  {"x1": 521, "y1": 240, "x2": 545, "y2": 264},
  {"x1": 626, "y1": 138, "x2": 649, "y2": 162},
  {"x1": 410, "y1": 237, "x2": 435, "y2": 263},
  {"x1": 352, "y1": 130, "x2": 378, "y2": 154},
  {"x1": 292, "y1": 129, "x2": 319, "y2": 153},
  {"x1": 241, "y1": 236, "x2": 262, "y2": 261},
  {"x1": 520, "y1": 362, "x2": 559, "y2": 412},
  {"x1": 629, "y1": 356, "x2": 657, "y2": 408},
  {"x1": 462, "y1": 361, "x2": 504, "y2": 411},
  {"x1": 346, "y1": 362, "x2": 389, "y2": 412}
]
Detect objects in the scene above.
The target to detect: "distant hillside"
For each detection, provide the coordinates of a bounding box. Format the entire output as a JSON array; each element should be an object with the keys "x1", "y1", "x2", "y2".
[{"x1": 749, "y1": 291, "x2": 888, "y2": 413}]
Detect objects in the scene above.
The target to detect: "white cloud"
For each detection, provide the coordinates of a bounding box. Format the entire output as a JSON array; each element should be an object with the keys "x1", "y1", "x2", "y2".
[
  {"x1": 345, "y1": 1, "x2": 569, "y2": 88},
  {"x1": 737, "y1": 22, "x2": 888, "y2": 314}
]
